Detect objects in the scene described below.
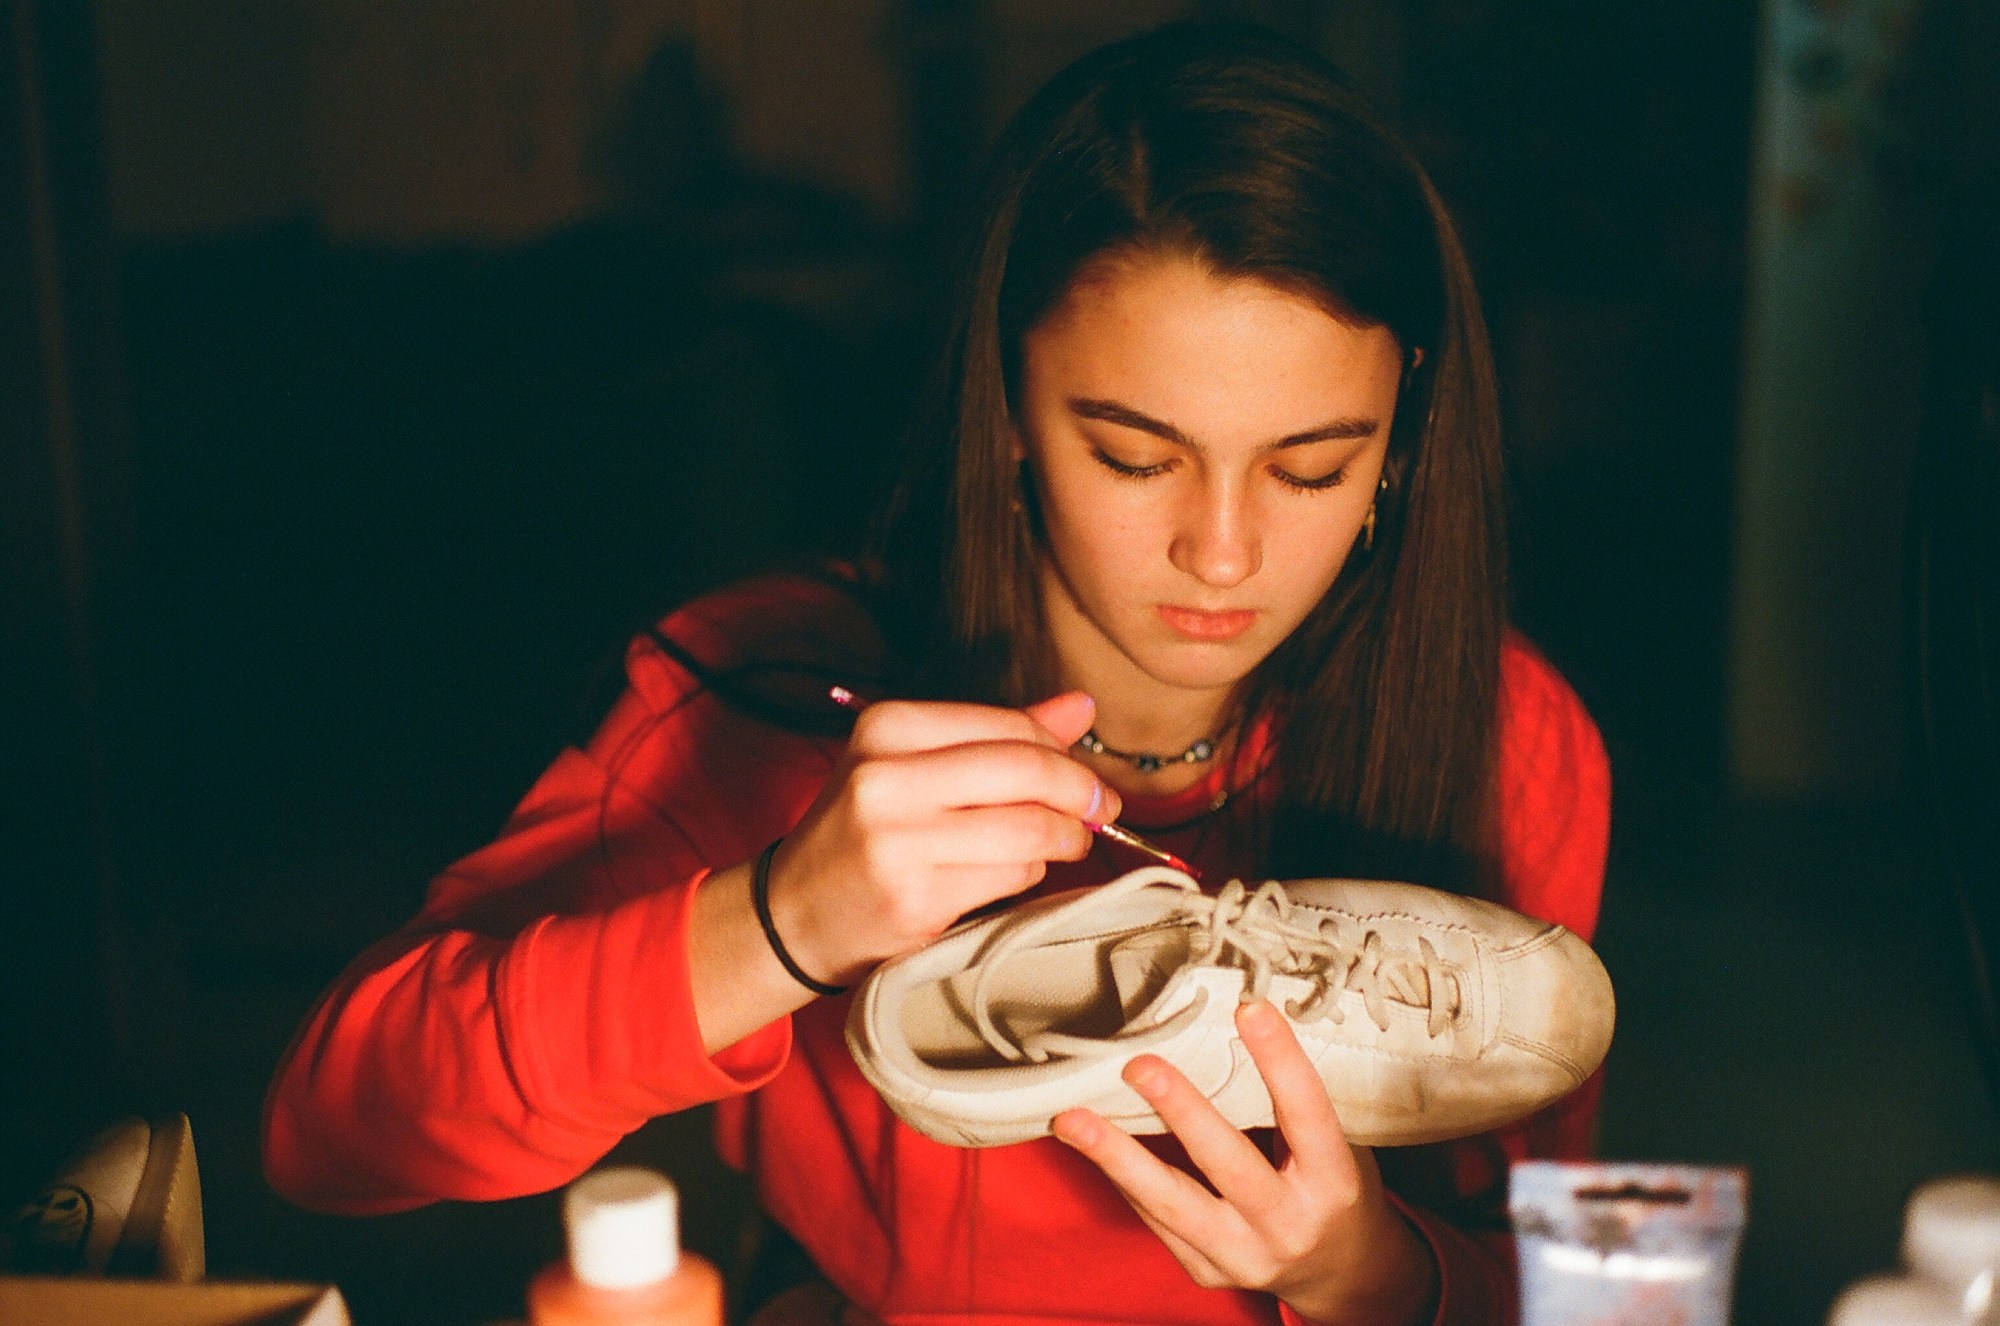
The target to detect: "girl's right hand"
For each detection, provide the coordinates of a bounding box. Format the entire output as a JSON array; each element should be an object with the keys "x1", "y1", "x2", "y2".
[{"x1": 763, "y1": 690, "x2": 1119, "y2": 988}]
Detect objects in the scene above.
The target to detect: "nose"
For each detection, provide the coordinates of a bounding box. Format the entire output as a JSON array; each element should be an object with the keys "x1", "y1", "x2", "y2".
[{"x1": 1167, "y1": 477, "x2": 1260, "y2": 589}]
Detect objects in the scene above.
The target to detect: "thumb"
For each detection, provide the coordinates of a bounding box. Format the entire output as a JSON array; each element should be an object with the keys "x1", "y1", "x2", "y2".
[{"x1": 1023, "y1": 690, "x2": 1097, "y2": 748}]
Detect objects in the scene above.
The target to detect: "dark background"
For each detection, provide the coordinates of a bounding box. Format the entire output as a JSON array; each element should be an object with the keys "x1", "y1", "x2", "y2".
[{"x1": 5, "y1": 2, "x2": 1996, "y2": 1323}]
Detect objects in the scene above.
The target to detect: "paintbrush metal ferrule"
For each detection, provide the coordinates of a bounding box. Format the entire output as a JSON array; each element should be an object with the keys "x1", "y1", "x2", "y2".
[{"x1": 1088, "y1": 820, "x2": 1199, "y2": 878}]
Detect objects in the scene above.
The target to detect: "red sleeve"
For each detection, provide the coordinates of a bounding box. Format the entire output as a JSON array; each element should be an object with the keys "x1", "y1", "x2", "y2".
[
  {"x1": 1489, "y1": 634, "x2": 1612, "y2": 944},
  {"x1": 262, "y1": 581, "x2": 851, "y2": 1215},
  {"x1": 1311, "y1": 633, "x2": 1611, "y2": 1326}
]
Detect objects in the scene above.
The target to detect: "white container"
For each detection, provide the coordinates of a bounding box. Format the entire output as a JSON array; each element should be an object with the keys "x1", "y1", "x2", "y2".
[
  {"x1": 1828, "y1": 1275, "x2": 1965, "y2": 1326},
  {"x1": 527, "y1": 1167, "x2": 724, "y2": 1326},
  {"x1": 1902, "y1": 1175, "x2": 2000, "y2": 1322},
  {"x1": 1825, "y1": 1173, "x2": 2000, "y2": 1326}
]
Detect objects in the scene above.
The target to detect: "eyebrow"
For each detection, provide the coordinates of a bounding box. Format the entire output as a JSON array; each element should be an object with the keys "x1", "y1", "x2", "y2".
[{"x1": 1068, "y1": 397, "x2": 1380, "y2": 451}]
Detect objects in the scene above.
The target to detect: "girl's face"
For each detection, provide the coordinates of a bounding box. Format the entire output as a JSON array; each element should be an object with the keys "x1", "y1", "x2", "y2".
[{"x1": 1015, "y1": 252, "x2": 1404, "y2": 700}]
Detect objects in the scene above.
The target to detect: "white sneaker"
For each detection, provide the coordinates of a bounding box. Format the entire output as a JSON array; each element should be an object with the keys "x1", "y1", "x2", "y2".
[
  {"x1": 3, "y1": 1113, "x2": 205, "y2": 1281},
  {"x1": 846, "y1": 866, "x2": 1614, "y2": 1148}
]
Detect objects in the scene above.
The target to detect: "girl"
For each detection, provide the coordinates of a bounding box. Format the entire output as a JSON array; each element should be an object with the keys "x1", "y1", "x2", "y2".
[{"x1": 265, "y1": 23, "x2": 1609, "y2": 1326}]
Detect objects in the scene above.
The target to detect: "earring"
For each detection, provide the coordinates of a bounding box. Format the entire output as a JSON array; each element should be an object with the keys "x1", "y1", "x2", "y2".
[{"x1": 1361, "y1": 475, "x2": 1389, "y2": 553}]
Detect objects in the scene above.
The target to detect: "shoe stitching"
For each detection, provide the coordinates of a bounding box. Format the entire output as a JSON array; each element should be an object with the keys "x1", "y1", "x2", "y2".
[
  {"x1": 1497, "y1": 1031, "x2": 1587, "y2": 1085},
  {"x1": 1493, "y1": 924, "x2": 1567, "y2": 960},
  {"x1": 1308, "y1": 908, "x2": 1489, "y2": 939}
]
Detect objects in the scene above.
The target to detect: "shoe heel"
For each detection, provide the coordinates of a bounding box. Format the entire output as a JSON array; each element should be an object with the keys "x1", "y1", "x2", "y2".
[{"x1": 106, "y1": 1112, "x2": 205, "y2": 1282}]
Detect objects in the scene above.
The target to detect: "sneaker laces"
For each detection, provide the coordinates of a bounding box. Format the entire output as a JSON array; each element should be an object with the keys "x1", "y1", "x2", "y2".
[{"x1": 968, "y1": 867, "x2": 1466, "y2": 1064}]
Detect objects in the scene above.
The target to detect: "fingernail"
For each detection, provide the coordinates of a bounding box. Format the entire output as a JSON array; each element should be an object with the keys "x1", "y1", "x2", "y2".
[
  {"x1": 1239, "y1": 999, "x2": 1281, "y2": 1033},
  {"x1": 1124, "y1": 1059, "x2": 1164, "y2": 1093},
  {"x1": 1085, "y1": 782, "x2": 1105, "y2": 825},
  {"x1": 1053, "y1": 1111, "x2": 1099, "y2": 1146}
]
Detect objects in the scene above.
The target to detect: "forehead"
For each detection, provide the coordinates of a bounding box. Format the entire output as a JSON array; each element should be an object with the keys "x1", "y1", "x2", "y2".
[{"x1": 1023, "y1": 252, "x2": 1403, "y2": 429}]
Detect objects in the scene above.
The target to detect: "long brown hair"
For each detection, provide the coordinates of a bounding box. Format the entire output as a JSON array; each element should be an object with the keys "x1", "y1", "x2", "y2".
[{"x1": 871, "y1": 23, "x2": 1506, "y2": 889}]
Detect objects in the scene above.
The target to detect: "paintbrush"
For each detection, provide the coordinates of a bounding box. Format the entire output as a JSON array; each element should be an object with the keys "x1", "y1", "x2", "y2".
[{"x1": 828, "y1": 685, "x2": 1200, "y2": 878}]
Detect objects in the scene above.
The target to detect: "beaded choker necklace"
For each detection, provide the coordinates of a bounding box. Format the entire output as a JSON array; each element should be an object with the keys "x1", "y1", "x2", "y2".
[{"x1": 1074, "y1": 728, "x2": 1218, "y2": 775}]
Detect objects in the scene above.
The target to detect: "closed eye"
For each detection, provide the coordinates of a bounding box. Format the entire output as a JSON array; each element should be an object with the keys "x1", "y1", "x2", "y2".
[
  {"x1": 1272, "y1": 465, "x2": 1348, "y2": 492},
  {"x1": 1091, "y1": 447, "x2": 1173, "y2": 480}
]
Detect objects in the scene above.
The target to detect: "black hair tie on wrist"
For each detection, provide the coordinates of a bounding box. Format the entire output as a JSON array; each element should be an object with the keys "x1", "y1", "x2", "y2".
[{"x1": 752, "y1": 838, "x2": 848, "y2": 997}]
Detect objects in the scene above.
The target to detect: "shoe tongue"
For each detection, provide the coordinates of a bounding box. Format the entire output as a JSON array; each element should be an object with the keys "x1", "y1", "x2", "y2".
[{"x1": 1108, "y1": 926, "x2": 1193, "y2": 1018}]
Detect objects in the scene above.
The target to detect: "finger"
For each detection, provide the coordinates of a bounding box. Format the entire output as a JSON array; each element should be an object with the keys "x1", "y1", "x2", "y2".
[
  {"x1": 1125, "y1": 1196, "x2": 1232, "y2": 1288},
  {"x1": 853, "y1": 862, "x2": 1044, "y2": 954},
  {"x1": 1053, "y1": 1111, "x2": 1233, "y2": 1285},
  {"x1": 929, "y1": 859, "x2": 1047, "y2": 908},
  {"x1": 1022, "y1": 690, "x2": 1097, "y2": 748},
  {"x1": 1122, "y1": 1054, "x2": 1289, "y2": 1215},
  {"x1": 927, "y1": 804, "x2": 1094, "y2": 865},
  {"x1": 1051, "y1": 1105, "x2": 1249, "y2": 1256},
  {"x1": 847, "y1": 699, "x2": 1066, "y2": 757},
  {"x1": 851, "y1": 742, "x2": 1112, "y2": 823},
  {"x1": 1235, "y1": 1000, "x2": 1356, "y2": 1184}
]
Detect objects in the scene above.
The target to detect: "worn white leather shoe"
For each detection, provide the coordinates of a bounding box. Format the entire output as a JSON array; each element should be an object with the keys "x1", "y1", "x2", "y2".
[
  {"x1": 3, "y1": 1113, "x2": 204, "y2": 1281},
  {"x1": 846, "y1": 866, "x2": 1614, "y2": 1148}
]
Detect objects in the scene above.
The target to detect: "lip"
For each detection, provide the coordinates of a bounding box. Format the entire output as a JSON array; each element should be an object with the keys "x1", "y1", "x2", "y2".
[{"x1": 1156, "y1": 605, "x2": 1259, "y2": 641}]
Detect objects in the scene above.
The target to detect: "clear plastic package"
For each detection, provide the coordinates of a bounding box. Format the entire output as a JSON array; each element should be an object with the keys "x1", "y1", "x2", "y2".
[{"x1": 1510, "y1": 1162, "x2": 1748, "y2": 1326}]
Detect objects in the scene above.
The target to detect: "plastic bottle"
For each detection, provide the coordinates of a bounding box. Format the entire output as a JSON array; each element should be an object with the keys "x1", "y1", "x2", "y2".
[
  {"x1": 1903, "y1": 1176, "x2": 2000, "y2": 1325},
  {"x1": 528, "y1": 1167, "x2": 723, "y2": 1326},
  {"x1": 1825, "y1": 1174, "x2": 2000, "y2": 1326},
  {"x1": 1826, "y1": 1276, "x2": 1965, "y2": 1326}
]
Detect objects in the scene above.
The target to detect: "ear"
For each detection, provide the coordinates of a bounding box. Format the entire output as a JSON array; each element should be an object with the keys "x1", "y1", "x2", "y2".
[{"x1": 1400, "y1": 344, "x2": 1426, "y2": 390}]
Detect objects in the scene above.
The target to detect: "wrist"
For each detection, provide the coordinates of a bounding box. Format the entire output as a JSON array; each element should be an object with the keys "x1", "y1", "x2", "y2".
[
  {"x1": 1281, "y1": 1200, "x2": 1439, "y2": 1326},
  {"x1": 755, "y1": 839, "x2": 848, "y2": 997}
]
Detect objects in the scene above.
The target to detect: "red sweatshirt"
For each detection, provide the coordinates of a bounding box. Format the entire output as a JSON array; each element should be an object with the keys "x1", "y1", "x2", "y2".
[{"x1": 264, "y1": 574, "x2": 1610, "y2": 1326}]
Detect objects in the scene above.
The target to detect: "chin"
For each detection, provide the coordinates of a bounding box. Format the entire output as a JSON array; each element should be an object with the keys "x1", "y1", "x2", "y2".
[{"x1": 1129, "y1": 638, "x2": 1270, "y2": 692}]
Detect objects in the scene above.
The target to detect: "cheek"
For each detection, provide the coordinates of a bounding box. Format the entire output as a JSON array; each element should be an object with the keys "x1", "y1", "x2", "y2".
[
  {"x1": 1032, "y1": 457, "x2": 1143, "y2": 556},
  {"x1": 1269, "y1": 485, "x2": 1364, "y2": 541},
  {"x1": 1265, "y1": 497, "x2": 1368, "y2": 593},
  {"x1": 1040, "y1": 484, "x2": 1145, "y2": 580}
]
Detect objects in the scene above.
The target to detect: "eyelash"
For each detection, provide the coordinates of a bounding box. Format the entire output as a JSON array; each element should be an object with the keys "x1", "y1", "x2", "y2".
[
  {"x1": 1092, "y1": 450, "x2": 1171, "y2": 480},
  {"x1": 1273, "y1": 465, "x2": 1348, "y2": 492},
  {"x1": 1090, "y1": 448, "x2": 1347, "y2": 492}
]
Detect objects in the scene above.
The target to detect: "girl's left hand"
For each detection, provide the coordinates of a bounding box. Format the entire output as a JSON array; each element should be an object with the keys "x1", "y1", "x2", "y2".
[{"x1": 1051, "y1": 998, "x2": 1440, "y2": 1326}]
